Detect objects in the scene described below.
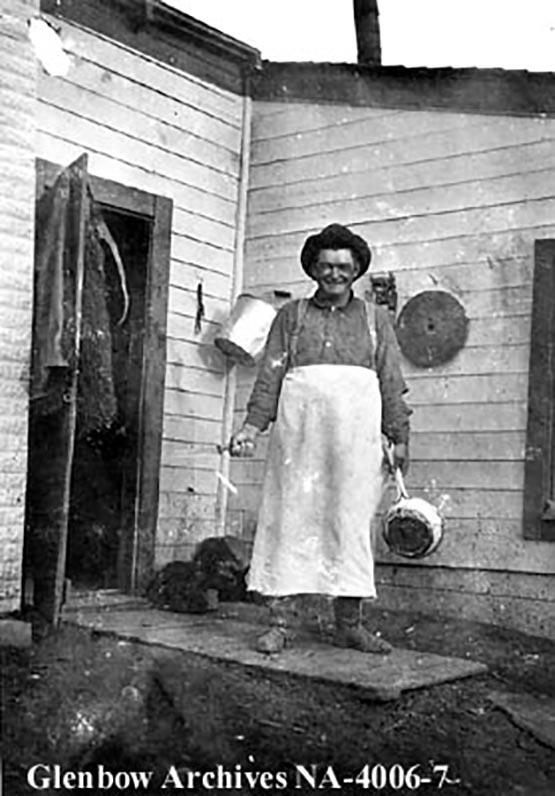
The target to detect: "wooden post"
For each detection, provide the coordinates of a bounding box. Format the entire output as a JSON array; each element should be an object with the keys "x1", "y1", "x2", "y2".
[
  {"x1": 27, "y1": 154, "x2": 88, "y2": 627},
  {"x1": 53, "y1": 155, "x2": 88, "y2": 624},
  {"x1": 216, "y1": 83, "x2": 253, "y2": 536},
  {"x1": 353, "y1": 0, "x2": 382, "y2": 66},
  {"x1": 130, "y1": 194, "x2": 172, "y2": 592}
]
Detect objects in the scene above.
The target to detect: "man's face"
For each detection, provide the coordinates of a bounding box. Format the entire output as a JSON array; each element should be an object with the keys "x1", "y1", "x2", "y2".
[{"x1": 312, "y1": 248, "x2": 359, "y2": 298}]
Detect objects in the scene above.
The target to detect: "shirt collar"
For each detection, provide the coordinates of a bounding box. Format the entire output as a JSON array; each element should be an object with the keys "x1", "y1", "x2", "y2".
[{"x1": 310, "y1": 289, "x2": 355, "y2": 310}]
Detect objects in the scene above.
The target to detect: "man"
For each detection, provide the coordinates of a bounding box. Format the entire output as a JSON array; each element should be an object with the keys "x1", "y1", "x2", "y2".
[{"x1": 231, "y1": 223, "x2": 410, "y2": 654}]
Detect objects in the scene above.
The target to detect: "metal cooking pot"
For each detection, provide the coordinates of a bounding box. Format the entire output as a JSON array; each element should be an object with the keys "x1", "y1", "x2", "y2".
[
  {"x1": 214, "y1": 293, "x2": 277, "y2": 367},
  {"x1": 383, "y1": 466, "x2": 444, "y2": 559}
]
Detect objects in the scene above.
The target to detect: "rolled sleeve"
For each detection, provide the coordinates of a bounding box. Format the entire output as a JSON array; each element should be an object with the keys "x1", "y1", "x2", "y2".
[
  {"x1": 375, "y1": 306, "x2": 412, "y2": 444},
  {"x1": 245, "y1": 305, "x2": 291, "y2": 432}
]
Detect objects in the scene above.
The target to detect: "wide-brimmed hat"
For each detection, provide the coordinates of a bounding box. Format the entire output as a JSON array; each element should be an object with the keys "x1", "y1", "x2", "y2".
[{"x1": 300, "y1": 223, "x2": 371, "y2": 279}]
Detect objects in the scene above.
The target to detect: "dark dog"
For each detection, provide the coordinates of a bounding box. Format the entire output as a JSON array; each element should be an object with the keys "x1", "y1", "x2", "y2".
[{"x1": 146, "y1": 536, "x2": 250, "y2": 613}]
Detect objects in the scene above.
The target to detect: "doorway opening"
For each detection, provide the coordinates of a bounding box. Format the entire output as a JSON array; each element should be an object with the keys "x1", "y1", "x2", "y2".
[
  {"x1": 65, "y1": 208, "x2": 149, "y2": 590},
  {"x1": 24, "y1": 158, "x2": 171, "y2": 621}
]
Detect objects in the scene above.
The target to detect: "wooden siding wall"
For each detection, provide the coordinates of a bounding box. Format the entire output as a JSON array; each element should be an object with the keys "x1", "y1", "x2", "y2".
[
  {"x1": 0, "y1": 0, "x2": 38, "y2": 611},
  {"x1": 229, "y1": 100, "x2": 555, "y2": 638},
  {"x1": 37, "y1": 17, "x2": 245, "y2": 567}
]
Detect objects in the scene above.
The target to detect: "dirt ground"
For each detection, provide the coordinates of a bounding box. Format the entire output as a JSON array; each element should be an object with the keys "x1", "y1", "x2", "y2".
[{"x1": 1, "y1": 607, "x2": 554, "y2": 796}]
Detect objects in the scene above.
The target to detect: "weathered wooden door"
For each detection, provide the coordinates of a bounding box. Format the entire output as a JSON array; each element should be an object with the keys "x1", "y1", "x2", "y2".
[{"x1": 24, "y1": 154, "x2": 88, "y2": 626}]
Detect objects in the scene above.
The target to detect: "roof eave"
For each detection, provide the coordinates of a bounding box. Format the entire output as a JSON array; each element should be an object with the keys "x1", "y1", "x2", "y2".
[{"x1": 251, "y1": 60, "x2": 555, "y2": 117}]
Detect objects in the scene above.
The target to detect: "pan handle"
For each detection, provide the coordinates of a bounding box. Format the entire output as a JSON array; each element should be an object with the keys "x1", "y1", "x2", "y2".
[
  {"x1": 394, "y1": 467, "x2": 410, "y2": 501},
  {"x1": 385, "y1": 442, "x2": 409, "y2": 500}
]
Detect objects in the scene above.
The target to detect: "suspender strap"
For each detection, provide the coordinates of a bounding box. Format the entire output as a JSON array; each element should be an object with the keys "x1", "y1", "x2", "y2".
[
  {"x1": 288, "y1": 298, "x2": 309, "y2": 369},
  {"x1": 288, "y1": 295, "x2": 378, "y2": 369},
  {"x1": 363, "y1": 291, "x2": 378, "y2": 362}
]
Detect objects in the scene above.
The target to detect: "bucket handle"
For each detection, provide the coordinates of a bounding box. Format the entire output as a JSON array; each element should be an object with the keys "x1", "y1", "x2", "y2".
[
  {"x1": 394, "y1": 467, "x2": 409, "y2": 501},
  {"x1": 385, "y1": 442, "x2": 409, "y2": 500}
]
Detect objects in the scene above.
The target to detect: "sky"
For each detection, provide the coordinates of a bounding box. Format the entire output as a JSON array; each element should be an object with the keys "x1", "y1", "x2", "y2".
[{"x1": 163, "y1": 0, "x2": 555, "y2": 72}]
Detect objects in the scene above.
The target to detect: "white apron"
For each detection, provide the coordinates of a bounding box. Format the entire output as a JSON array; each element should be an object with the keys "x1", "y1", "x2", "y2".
[{"x1": 247, "y1": 363, "x2": 384, "y2": 597}]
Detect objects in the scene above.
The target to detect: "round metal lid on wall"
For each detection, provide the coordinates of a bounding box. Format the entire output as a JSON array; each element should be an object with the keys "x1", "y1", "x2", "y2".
[{"x1": 396, "y1": 290, "x2": 469, "y2": 367}]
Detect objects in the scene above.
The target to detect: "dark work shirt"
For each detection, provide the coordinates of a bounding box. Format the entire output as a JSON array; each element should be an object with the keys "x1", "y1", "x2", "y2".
[{"x1": 246, "y1": 292, "x2": 412, "y2": 443}]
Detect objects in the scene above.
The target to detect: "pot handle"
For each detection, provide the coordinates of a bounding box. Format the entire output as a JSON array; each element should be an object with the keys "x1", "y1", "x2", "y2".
[
  {"x1": 394, "y1": 467, "x2": 410, "y2": 501},
  {"x1": 385, "y1": 442, "x2": 409, "y2": 500}
]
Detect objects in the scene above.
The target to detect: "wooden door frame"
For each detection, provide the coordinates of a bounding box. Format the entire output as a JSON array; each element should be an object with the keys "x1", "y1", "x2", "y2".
[
  {"x1": 35, "y1": 159, "x2": 172, "y2": 591},
  {"x1": 523, "y1": 239, "x2": 555, "y2": 542}
]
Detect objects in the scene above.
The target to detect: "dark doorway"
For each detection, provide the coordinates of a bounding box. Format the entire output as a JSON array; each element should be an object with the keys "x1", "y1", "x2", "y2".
[
  {"x1": 65, "y1": 209, "x2": 150, "y2": 590},
  {"x1": 25, "y1": 159, "x2": 172, "y2": 622}
]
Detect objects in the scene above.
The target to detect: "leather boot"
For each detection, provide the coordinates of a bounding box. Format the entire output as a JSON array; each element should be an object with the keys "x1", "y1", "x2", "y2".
[
  {"x1": 333, "y1": 597, "x2": 392, "y2": 654},
  {"x1": 256, "y1": 596, "x2": 296, "y2": 654}
]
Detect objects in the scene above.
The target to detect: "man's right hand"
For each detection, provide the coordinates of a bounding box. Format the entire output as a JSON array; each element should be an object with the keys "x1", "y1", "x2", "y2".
[{"x1": 229, "y1": 423, "x2": 260, "y2": 457}]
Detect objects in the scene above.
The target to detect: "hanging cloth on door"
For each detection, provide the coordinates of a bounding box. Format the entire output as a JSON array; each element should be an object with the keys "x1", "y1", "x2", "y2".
[
  {"x1": 32, "y1": 168, "x2": 128, "y2": 436},
  {"x1": 77, "y1": 202, "x2": 119, "y2": 437},
  {"x1": 32, "y1": 169, "x2": 73, "y2": 401}
]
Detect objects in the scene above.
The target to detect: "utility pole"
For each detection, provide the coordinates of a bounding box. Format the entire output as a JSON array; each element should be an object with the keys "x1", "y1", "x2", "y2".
[{"x1": 353, "y1": 0, "x2": 382, "y2": 66}]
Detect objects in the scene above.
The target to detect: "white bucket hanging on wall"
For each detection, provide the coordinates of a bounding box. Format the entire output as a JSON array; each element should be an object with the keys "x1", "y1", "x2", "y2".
[{"x1": 215, "y1": 293, "x2": 276, "y2": 367}]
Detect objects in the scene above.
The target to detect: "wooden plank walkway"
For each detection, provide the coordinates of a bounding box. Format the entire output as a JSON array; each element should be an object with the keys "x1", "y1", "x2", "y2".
[{"x1": 65, "y1": 603, "x2": 487, "y2": 702}]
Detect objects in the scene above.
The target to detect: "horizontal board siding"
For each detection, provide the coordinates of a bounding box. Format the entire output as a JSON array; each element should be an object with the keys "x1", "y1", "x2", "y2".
[
  {"x1": 0, "y1": 0, "x2": 36, "y2": 608},
  {"x1": 408, "y1": 373, "x2": 529, "y2": 404},
  {"x1": 163, "y1": 416, "x2": 222, "y2": 446},
  {"x1": 62, "y1": 20, "x2": 242, "y2": 127},
  {"x1": 228, "y1": 98, "x2": 555, "y2": 604},
  {"x1": 163, "y1": 389, "x2": 223, "y2": 422},
  {"x1": 224, "y1": 485, "x2": 540, "y2": 527},
  {"x1": 402, "y1": 345, "x2": 529, "y2": 380},
  {"x1": 374, "y1": 520, "x2": 555, "y2": 575},
  {"x1": 243, "y1": 283, "x2": 534, "y2": 325},
  {"x1": 37, "y1": 104, "x2": 238, "y2": 202},
  {"x1": 161, "y1": 440, "x2": 220, "y2": 471},
  {"x1": 35, "y1": 132, "x2": 237, "y2": 227},
  {"x1": 231, "y1": 457, "x2": 523, "y2": 492},
  {"x1": 168, "y1": 286, "x2": 229, "y2": 326},
  {"x1": 388, "y1": 487, "x2": 522, "y2": 520},
  {"x1": 410, "y1": 431, "x2": 526, "y2": 461},
  {"x1": 38, "y1": 74, "x2": 241, "y2": 172},
  {"x1": 408, "y1": 460, "x2": 524, "y2": 491},
  {"x1": 165, "y1": 363, "x2": 226, "y2": 397},
  {"x1": 374, "y1": 566, "x2": 554, "y2": 638},
  {"x1": 169, "y1": 261, "x2": 231, "y2": 301},
  {"x1": 249, "y1": 115, "x2": 551, "y2": 188},
  {"x1": 247, "y1": 253, "x2": 533, "y2": 298},
  {"x1": 171, "y1": 233, "x2": 234, "y2": 275},
  {"x1": 246, "y1": 229, "x2": 548, "y2": 281},
  {"x1": 173, "y1": 207, "x2": 235, "y2": 251},
  {"x1": 379, "y1": 567, "x2": 555, "y2": 608},
  {"x1": 226, "y1": 428, "x2": 527, "y2": 465},
  {"x1": 158, "y1": 490, "x2": 217, "y2": 521},
  {"x1": 252, "y1": 109, "x2": 473, "y2": 159},
  {"x1": 252, "y1": 104, "x2": 403, "y2": 141},
  {"x1": 248, "y1": 168, "x2": 555, "y2": 239},
  {"x1": 156, "y1": 490, "x2": 218, "y2": 561},
  {"x1": 250, "y1": 138, "x2": 555, "y2": 212},
  {"x1": 394, "y1": 259, "x2": 533, "y2": 297},
  {"x1": 235, "y1": 373, "x2": 530, "y2": 409},
  {"x1": 166, "y1": 338, "x2": 227, "y2": 375},
  {"x1": 160, "y1": 465, "x2": 218, "y2": 497},
  {"x1": 246, "y1": 200, "x2": 555, "y2": 256},
  {"x1": 37, "y1": 17, "x2": 245, "y2": 561}
]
